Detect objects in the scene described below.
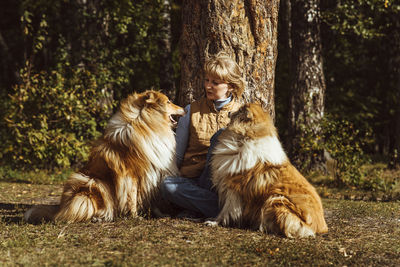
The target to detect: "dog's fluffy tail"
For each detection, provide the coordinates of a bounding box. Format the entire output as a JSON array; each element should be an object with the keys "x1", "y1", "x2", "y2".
[
  {"x1": 55, "y1": 172, "x2": 114, "y2": 222},
  {"x1": 25, "y1": 172, "x2": 114, "y2": 223},
  {"x1": 261, "y1": 195, "x2": 316, "y2": 238},
  {"x1": 54, "y1": 195, "x2": 96, "y2": 223}
]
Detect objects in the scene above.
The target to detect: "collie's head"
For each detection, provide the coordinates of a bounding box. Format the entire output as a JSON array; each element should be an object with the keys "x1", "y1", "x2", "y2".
[
  {"x1": 212, "y1": 103, "x2": 287, "y2": 180},
  {"x1": 227, "y1": 103, "x2": 277, "y2": 139},
  {"x1": 120, "y1": 90, "x2": 185, "y2": 124},
  {"x1": 104, "y1": 90, "x2": 184, "y2": 147}
]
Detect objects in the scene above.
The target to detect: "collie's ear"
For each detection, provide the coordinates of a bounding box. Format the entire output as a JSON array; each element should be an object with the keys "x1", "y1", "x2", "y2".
[
  {"x1": 246, "y1": 107, "x2": 254, "y2": 120},
  {"x1": 130, "y1": 92, "x2": 139, "y2": 100},
  {"x1": 144, "y1": 91, "x2": 156, "y2": 104}
]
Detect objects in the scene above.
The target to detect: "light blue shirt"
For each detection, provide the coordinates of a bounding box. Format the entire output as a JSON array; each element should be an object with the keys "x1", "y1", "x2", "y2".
[{"x1": 175, "y1": 96, "x2": 232, "y2": 167}]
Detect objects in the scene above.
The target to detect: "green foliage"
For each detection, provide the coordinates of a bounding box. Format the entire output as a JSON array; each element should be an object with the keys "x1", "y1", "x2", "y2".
[
  {"x1": 1, "y1": 0, "x2": 175, "y2": 98},
  {"x1": 0, "y1": 165, "x2": 71, "y2": 184},
  {"x1": 0, "y1": 0, "x2": 181, "y2": 172},
  {"x1": 322, "y1": 114, "x2": 373, "y2": 187},
  {"x1": 323, "y1": 0, "x2": 400, "y2": 39},
  {"x1": 290, "y1": 120, "x2": 324, "y2": 173},
  {"x1": 321, "y1": 0, "x2": 400, "y2": 156},
  {"x1": 359, "y1": 164, "x2": 394, "y2": 192},
  {"x1": 294, "y1": 114, "x2": 377, "y2": 188},
  {"x1": 296, "y1": 114, "x2": 397, "y2": 191},
  {"x1": 4, "y1": 64, "x2": 113, "y2": 169}
]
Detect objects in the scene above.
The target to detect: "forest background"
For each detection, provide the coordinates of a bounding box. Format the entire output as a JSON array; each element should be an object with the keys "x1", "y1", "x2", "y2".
[{"x1": 0, "y1": 0, "x2": 399, "y2": 197}]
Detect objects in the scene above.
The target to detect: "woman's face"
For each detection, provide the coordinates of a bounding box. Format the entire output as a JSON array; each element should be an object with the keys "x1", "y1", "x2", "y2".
[{"x1": 204, "y1": 74, "x2": 233, "y2": 101}]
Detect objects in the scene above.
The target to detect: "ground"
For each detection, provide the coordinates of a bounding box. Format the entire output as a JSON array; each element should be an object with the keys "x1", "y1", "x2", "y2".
[{"x1": 0, "y1": 181, "x2": 399, "y2": 266}]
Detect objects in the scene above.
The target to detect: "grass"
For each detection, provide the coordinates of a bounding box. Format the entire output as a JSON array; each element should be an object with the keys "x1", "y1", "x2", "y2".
[
  {"x1": 308, "y1": 163, "x2": 400, "y2": 202},
  {"x1": 0, "y1": 167, "x2": 400, "y2": 266},
  {"x1": 0, "y1": 166, "x2": 72, "y2": 185}
]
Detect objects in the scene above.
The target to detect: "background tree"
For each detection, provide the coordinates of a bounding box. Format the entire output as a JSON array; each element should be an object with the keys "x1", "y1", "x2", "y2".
[
  {"x1": 274, "y1": 0, "x2": 291, "y2": 140},
  {"x1": 321, "y1": 0, "x2": 400, "y2": 164},
  {"x1": 179, "y1": 0, "x2": 280, "y2": 116},
  {"x1": 287, "y1": 0, "x2": 326, "y2": 171},
  {"x1": 158, "y1": 0, "x2": 176, "y2": 100},
  {"x1": 389, "y1": 11, "x2": 400, "y2": 168}
]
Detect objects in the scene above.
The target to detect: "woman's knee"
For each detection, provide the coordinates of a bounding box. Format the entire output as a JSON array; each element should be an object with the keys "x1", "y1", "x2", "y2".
[{"x1": 160, "y1": 177, "x2": 177, "y2": 199}]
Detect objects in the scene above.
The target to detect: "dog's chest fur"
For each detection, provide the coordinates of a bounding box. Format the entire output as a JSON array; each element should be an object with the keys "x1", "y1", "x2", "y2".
[{"x1": 212, "y1": 132, "x2": 287, "y2": 178}]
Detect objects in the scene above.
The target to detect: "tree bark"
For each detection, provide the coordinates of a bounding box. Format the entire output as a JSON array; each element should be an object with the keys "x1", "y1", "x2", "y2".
[
  {"x1": 281, "y1": 0, "x2": 292, "y2": 53},
  {"x1": 288, "y1": 0, "x2": 326, "y2": 170},
  {"x1": 390, "y1": 19, "x2": 400, "y2": 168},
  {"x1": 179, "y1": 0, "x2": 280, "y2": 117},
  {"x1": 159, "y1": 0, "x2": 176, "y2": 101}
]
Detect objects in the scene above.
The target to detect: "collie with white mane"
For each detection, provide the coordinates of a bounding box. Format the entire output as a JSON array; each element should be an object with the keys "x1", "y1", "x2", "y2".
[
  {"x1": 207, "y1": 103, "x2": 328, "y2": 238},
  {"x1": 25, "y1": 90, "x2": 184, "y2": 223}
]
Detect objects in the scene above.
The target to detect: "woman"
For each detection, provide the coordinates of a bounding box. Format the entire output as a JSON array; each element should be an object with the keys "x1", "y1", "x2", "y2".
[{"x1": 161, "y1": 52, "x2": 245, "y2": 219}]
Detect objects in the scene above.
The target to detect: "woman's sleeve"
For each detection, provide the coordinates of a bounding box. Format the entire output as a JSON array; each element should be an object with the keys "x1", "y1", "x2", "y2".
[{"x1": 175, "y1": 104, "x2": 191, "y2": 167}]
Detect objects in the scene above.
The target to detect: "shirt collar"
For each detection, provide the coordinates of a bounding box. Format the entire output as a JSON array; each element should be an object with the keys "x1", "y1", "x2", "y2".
[{"x1": 213, "y1": 95, "x2": 232, "y2": 111}]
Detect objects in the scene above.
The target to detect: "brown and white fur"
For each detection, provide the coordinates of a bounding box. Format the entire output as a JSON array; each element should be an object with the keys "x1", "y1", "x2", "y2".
[
  {"x1": 207, "y1": 103, "x2": 328, "y2": 238},
  {"x1": 24, "y1": 90, "x2": 185, "y2": 223}
]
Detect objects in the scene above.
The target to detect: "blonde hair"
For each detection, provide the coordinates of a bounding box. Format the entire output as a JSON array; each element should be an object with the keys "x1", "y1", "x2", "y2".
[{"x1": 204, "y1": 51, "x2": 245, "y2": 99}]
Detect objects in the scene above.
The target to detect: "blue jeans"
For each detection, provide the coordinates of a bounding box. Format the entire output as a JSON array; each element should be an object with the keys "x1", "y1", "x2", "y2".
[{"x1": 161, "y1": 130, "x2": 223, "y2": 218}]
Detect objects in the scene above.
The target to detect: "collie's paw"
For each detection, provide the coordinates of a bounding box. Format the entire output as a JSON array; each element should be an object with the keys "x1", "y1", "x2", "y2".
[
  {"x1": 204, "y1": 219, "x2": 219, "y2": 227},
  {"x1": 91, "y1": 217, "x2": 103, "y2": 223}
]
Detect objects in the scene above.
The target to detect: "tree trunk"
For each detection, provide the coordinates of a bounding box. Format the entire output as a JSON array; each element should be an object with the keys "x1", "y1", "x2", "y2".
[
  {"x1": 179, "y1": 0, "x2": 280, "y2": 117},
  {"x1": 282, "y1": 0, "x2": 292, "y2": 52},
  {"x1": 390, "y1": 19, "x2": 400, "y2": 168},
  {"x1": 159, "y1": 0, "x2": 176, "y2": 101},
  {"x1": 288, "y1": 0, "x2": 326, "y2": 171}
]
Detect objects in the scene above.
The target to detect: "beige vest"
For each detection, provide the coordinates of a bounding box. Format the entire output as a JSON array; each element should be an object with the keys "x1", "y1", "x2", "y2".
[{"x1": 179, "y1": 97, "x2": 241, "y2": 178}]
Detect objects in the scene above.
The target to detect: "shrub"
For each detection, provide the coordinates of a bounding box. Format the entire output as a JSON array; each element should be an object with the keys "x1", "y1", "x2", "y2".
[
  {"x1": 322, "y1": 114, "x2": 373, "y2": 187},
  {"x1": 4, "y1": 64, "x2": 114, "y2": 169},
  {"x1": 294, "y1": 114, "x2": 375, "y2": 188}
]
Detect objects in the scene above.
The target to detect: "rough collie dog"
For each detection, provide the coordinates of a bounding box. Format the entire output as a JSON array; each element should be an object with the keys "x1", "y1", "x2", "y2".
[
  {"x1": 25, "y1": 90, "x2": 185, "y2": 223},
  {"x1": 207, "y1": 103, "x2": 328, "y2": 238}
]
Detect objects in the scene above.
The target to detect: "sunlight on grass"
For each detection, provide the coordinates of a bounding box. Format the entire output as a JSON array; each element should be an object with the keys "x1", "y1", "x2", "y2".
[
  {"x1": 1, "y1": 200, "x2": 399, "y2": 266},
  {"x1": 306, "y1": 162, "x2": 400, "y2": 201},
  {"x1": 0, "y1": 163, "x2": 399, "y2": 266}
]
